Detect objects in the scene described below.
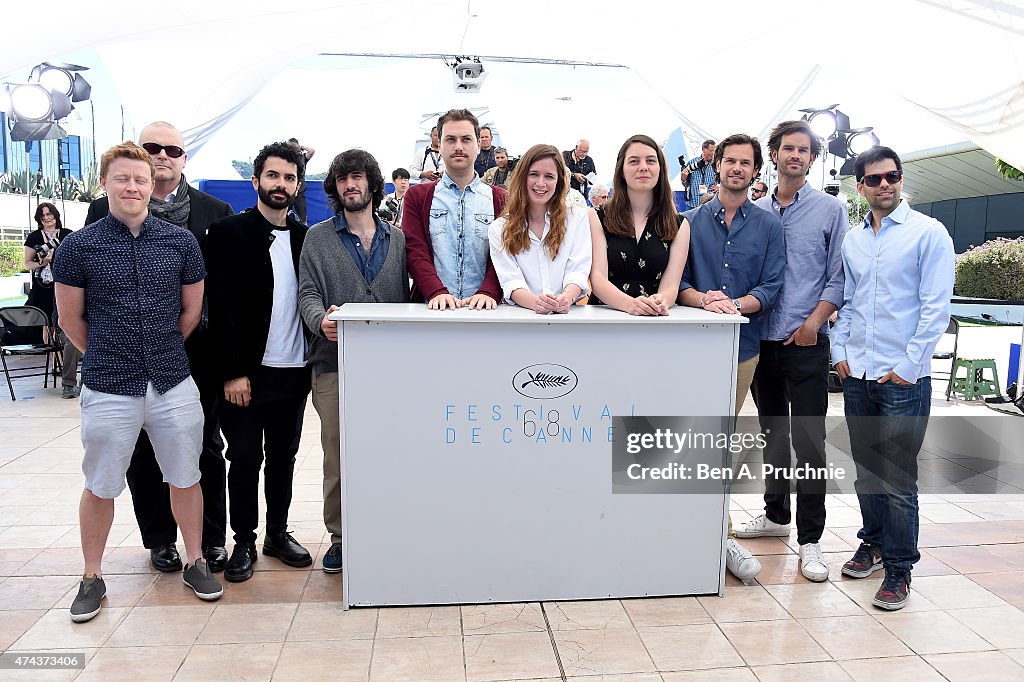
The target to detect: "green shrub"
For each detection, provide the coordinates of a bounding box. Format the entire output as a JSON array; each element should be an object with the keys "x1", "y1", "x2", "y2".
[
  {"x1": 954, "y1": 237, "x2": 1024, "y2": 300},
  {"x1": 0, "y1": 241, "x2": 27, "y2": 278}
]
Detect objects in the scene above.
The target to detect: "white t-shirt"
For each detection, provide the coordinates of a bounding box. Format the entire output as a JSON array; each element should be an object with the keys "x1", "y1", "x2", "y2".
[{"x1": 262, "y1": 230, "x2": 307, "y2": 367}]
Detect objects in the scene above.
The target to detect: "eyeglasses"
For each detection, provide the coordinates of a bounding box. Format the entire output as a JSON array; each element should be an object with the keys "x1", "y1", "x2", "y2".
[
  {"x1": 752, "y1": 187, "x2": 767, "y2": 194},
  {"x1": 861, "y1": 170, "x2": 902, "y2": 187},
  {"x1": 141, "y1": 142, "x2": 185, "y2": 158}
]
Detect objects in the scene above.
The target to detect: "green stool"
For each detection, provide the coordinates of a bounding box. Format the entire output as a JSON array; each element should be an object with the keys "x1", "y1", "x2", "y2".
[{"x1": 948, "y1": 358, "x2": 1001, "y2": 400}]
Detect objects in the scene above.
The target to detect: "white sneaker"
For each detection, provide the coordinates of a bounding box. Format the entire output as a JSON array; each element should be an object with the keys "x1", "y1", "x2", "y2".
[
  {"x1": 734, "y1": 513, "x2": 791, "y2": 538},
  {"x1": 799, "y1": 542, "x2": 830, "y2": 582},
  {"x1": 726, "y1": 538, "x2": 761, "y2": 581}
]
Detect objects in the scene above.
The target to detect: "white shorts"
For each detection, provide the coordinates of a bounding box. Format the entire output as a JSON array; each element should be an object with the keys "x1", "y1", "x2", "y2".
[{"x1": 80, "y1": 377, "x2": 203, "y2": 498}]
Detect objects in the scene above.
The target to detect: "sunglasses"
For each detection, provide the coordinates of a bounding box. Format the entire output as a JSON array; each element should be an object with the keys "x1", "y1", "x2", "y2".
[
  {"x1": 752, "y1": 187, "x2": 767, "y2": 194},
  {"x1": 861, "y1": 170, "x2": 902, "y2": 187},
  {"x1": 141, "y1": 142, "x2": 185, "y2": 158}
]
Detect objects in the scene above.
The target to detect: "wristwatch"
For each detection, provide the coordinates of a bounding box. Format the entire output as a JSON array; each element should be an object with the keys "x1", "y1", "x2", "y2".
[{"x1": 732, "y1": 298, "x2": 742, "y2": 312}]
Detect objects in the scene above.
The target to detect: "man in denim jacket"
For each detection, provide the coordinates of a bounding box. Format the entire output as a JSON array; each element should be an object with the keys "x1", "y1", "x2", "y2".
[{"x1": 403, "y1": 108, "x2": 507, "y2": 310}]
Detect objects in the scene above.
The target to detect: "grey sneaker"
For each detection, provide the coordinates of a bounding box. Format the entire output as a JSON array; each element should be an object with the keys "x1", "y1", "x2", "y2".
[
  {"x1": 62, "y1": 385, "x2": 80, "y2": 399},
  {"x1": 183, "y1": 559, "x2": 224, "y2": 601},
  {"x1": 70, "y1": 574, "x2": 106, "y2": 623}
]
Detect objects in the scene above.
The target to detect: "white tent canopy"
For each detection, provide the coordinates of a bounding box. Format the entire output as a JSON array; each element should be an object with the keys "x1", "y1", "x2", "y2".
[{"x1": 4, "y1": 0, "x2": 1024, "y2": 179}]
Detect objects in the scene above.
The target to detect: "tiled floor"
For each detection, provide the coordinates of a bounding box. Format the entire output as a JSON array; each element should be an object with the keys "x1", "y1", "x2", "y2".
[{"x1": 1, "y1": 373, "x2": 1023, "y2": 680}]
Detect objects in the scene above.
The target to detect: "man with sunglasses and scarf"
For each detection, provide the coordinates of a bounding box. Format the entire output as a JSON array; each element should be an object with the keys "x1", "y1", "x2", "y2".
[
  {"x1": 85, "y1": 121, "x2": 234, "y2": 575},
  {"x1": 831, "y1": 146, "x2": 953, "y2": 611}
]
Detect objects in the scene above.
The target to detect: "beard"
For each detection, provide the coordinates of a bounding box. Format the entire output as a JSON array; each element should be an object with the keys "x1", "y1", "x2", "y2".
[
  {"x1": 341, "y1": 190, "x2": 372, "y2": 213},
  {"x1": 258, "y1": 184, "x2": 296, "y2": 210}
]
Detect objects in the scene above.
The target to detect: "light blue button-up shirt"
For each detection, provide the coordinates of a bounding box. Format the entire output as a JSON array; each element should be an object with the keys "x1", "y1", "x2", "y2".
[
  {"x1": 831, "y1": 200, "x2": 954, "y2": 383},
  {"x1": 756, "y1": 184, "x2": 847, "y2": 341},
  {"x1": 430, "y1": 173, "x2": 497, "y2": 299}
]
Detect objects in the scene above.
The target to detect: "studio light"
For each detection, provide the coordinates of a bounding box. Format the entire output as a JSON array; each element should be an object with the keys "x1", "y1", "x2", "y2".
[
  {"x1": 31, "y1": 62, "x2": 92, "y2": 102},
  {"x1": 848, "y1": 130, "x2": 880, "y2": 155},
  {"x1": 800, "y1": 104, "x2": 880, "y2": 178},
  {"x1": 8, "y1": 84, "x2": 53, "y2": 121},
  {"x1": 799, "y1": 105, "x2": 851, "y2": 141},
  {"x1": 809, "y1": 110, "x2": 837, "y2": 138},
  {"x1": 2, "y1": 62, "x2": 91, "y2": 142}
]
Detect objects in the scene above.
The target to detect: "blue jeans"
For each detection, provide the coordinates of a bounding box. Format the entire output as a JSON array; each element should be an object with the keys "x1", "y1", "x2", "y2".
[{"x1": 842, "y1": 376, "x2": 931, "y2": 575}]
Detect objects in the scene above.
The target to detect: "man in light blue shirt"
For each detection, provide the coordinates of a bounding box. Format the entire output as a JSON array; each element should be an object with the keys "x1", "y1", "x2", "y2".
[
  {"x1": 831, "y1": 146, "x2": 954, "y2": 611},
  {"x1": 736, "y1": 120, "x2": 847, "y2": 585}
]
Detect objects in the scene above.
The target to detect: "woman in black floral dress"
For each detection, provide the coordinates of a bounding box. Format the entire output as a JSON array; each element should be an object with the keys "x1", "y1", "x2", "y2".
[{"x1": 588, "y1": 134, "x2": 689, "y2": 314}]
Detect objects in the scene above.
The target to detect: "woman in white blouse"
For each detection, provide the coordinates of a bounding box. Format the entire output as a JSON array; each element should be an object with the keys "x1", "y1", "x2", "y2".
[{"x1": 488, "y1": 144, "x2": 592, "y2": 314}]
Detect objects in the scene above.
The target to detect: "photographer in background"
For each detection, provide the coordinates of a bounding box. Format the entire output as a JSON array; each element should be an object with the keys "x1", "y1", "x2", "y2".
[
  {"x1": 288, "y1": 138, "x2": 316, "y2": 224},
  {"x1": 24, "y1": 202, "x2": 72, "y2": 318},
  {"x1": 481, "y1": 147, "x2": 513, "y2": 188},
  {"x1": 679, "y1": 139, "x2": 717, "y2": 209},
  {"x1": 379, "y1": 168, "x2": 410, "y2": 227}
]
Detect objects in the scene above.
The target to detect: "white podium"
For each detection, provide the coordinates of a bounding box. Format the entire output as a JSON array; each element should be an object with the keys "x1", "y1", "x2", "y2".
[{"x1": 331, "y1": 304, "x2": 745, "y2": 608}]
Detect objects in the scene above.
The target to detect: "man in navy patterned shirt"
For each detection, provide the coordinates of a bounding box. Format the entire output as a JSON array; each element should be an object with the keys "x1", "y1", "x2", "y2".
[{"x1": 54, "y1": 142, "x2": 223, "y2": 622}]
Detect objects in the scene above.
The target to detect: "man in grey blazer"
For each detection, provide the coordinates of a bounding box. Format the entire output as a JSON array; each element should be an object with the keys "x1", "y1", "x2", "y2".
[{"x1": 298, "y1": 149, "x2": 410, "y2": 573}]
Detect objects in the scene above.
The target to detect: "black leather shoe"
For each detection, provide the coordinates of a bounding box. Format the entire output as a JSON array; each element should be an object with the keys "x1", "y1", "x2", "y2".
[
  {"x1": 224, "y1": 543, "x2": 257, "y2": 582},
  {"x1": 150, "y1": 544, "x2": 183, "y2": 572},
  {"x1": 263, "y1": 531, "x2": 313, "y2": 567},
  {"x1": 203, "y1": 546, "x2": 228, "y2": 573}
]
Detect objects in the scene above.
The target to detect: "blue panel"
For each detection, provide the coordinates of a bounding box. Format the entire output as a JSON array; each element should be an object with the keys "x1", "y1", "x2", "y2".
[
  {"x1": 915, "y1": 202, "x2": 932, "y2": 217},
  {"x1": 953, "y1": 196, "x2": 986, "y2": 252},
  {"x1": 930, "y1": 200, "x2": 956, "y2": 237},
  {"x1": 196, "y1": 179, "x2": 333, "y2": 225},
  {"x1": 987, "y1": 193, "x2": 1024, "y2": 234},
  {"x1": 674, "y1": 190, "x2": 687, "y2": 212}
]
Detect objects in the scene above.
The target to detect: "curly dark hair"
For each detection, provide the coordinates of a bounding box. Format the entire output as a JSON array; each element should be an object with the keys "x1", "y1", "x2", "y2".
[
  {"x1": 253, "y1": 141, "x2": 306, "y2": 183},
  {"x1": 34, "y1": 202, "x2": 63, "y2": 231},
  {"x1": 323, "y1": 149, "x2": 386, "y2": 213}
]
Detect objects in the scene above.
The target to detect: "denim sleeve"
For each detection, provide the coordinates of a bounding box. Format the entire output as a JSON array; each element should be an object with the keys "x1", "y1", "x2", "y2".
[{"x1": 749, "y1": 217, "x2": 786, "y2": 312}]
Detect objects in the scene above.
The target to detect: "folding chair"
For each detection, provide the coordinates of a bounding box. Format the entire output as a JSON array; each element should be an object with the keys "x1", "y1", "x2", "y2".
[
  {"x1": 931, "y1": 316, "x2": 959, "y2": 399},
  {"x1": 0, "y1": 306, "x2": 64, "y2": 400}
]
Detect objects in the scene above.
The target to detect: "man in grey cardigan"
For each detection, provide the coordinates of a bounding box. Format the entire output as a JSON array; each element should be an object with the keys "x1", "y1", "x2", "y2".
[{"x1": 298, "y1": 149, "x2": 410, "y2": 573}]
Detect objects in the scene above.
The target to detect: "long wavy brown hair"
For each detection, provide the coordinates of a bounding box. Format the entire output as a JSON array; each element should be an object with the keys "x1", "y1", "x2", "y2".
[
  {"x1": 500, "y1": 144, "x2": 569, "y2": 258},
  {"x1": 603, "y1": 134, "x2": 679, "y2": 241}
]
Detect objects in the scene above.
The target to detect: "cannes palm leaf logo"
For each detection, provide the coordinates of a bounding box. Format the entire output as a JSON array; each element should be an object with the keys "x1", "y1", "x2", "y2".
[
  {"x1": 520, "y1": 372, "x2": 570, "y2": 389},
  {"x1": 513, "y1": 364, "x2": 579, "y2": 399}
]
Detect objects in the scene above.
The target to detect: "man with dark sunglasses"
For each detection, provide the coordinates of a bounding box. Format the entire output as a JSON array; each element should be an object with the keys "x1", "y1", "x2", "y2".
[
  {"x1": 737, "y1": 120, "x2": 848, "y2": 585},
  {"x1": 750, "y1": 181, "x2": 768, "y2": 200},
  {"x1": 85, "y1": 121, "x2": 234, "y2": 576},
  {"x1": 832, "y1": 146, "x2": 953, "y2": 611}
]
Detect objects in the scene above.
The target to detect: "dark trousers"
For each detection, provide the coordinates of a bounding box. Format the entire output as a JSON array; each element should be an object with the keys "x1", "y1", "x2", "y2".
[
  {"x1": 125, "y1": 371, "x2": 227, "y2": 548},
  {"x1": 221, "y1": 365, "x2": 310, "y2": 545},
  {"x1": 843, "y1": 376, "x2": 930, "y2": 575},
  {"x1": 750, "y1": 336, "x2": 829, "y2": 545}
]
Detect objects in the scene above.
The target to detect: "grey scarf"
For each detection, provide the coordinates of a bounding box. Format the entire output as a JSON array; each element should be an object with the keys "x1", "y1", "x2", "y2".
[{"x1": 148, "y1": 175, "x2": 192, "y2": 227}]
